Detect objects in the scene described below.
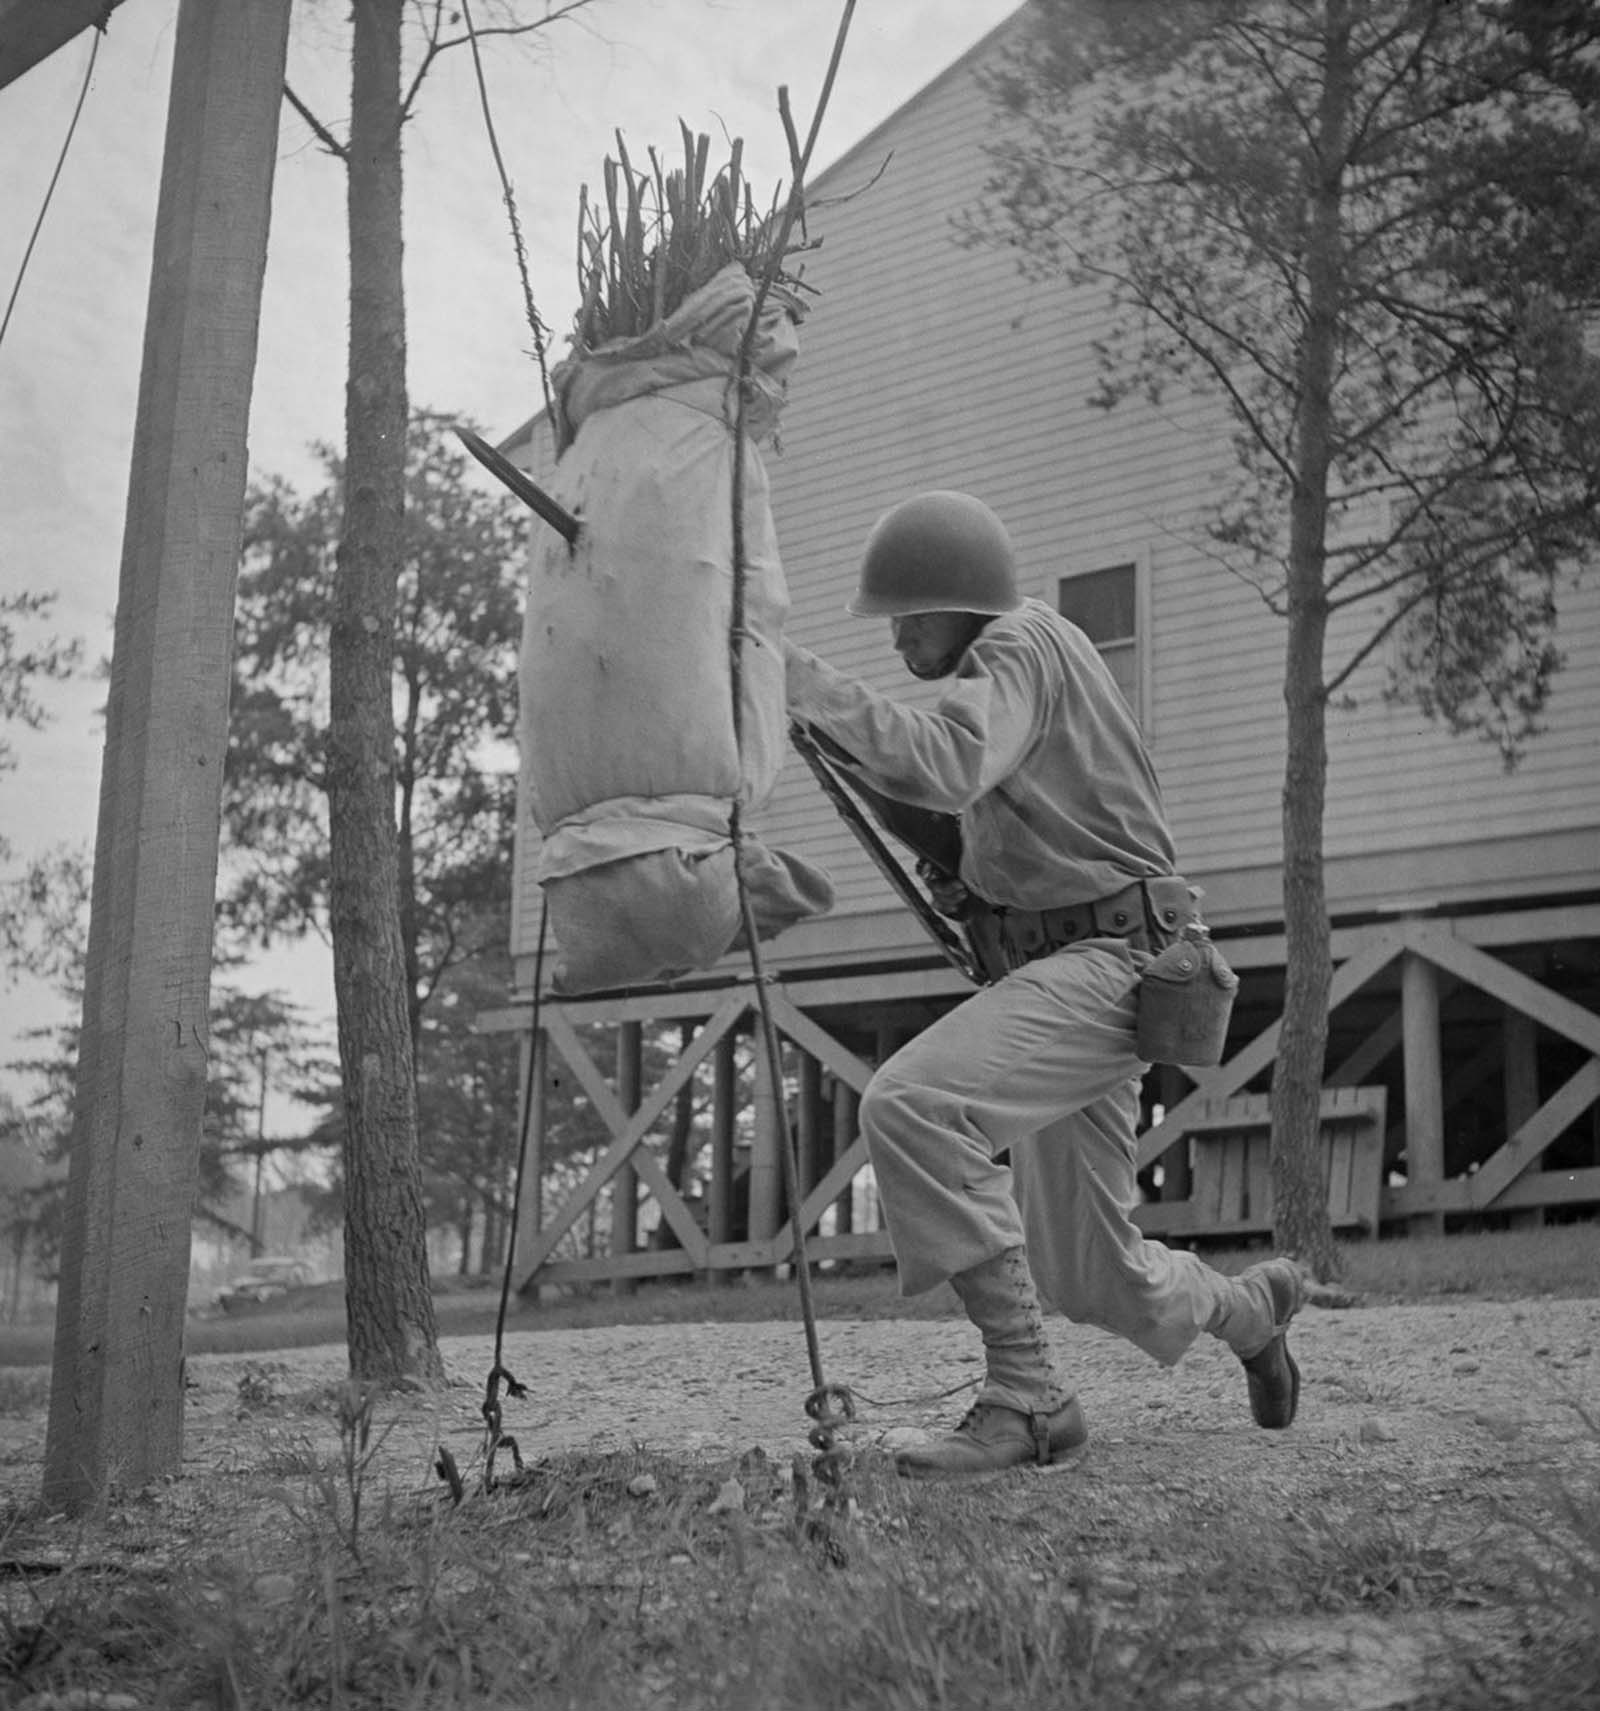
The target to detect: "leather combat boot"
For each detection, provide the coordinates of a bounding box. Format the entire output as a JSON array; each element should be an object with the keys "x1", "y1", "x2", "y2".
[
  {"x1": 894, "y1": 1246, "x2": 1088, "y2": 1478},
  {"x1": 895, "y1": 1395, "x2": 1088, "y2": 1479},
  {"x1": 1227, "y1": 1257, "x2": 1306, "y2": 1429}
]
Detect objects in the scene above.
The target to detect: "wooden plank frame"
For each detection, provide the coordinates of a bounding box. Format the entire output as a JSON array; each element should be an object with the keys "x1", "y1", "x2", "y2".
[
  {"x1": 519, "y1": 984, "x2": 881, "y2": 1290},
  {"x1": 1139, "y1": 916, "x2": 1600, "y2": 1226},
  {"x1": 1133, "y1": 1087, "x2": 1387, "y2": 1239},
  {"x1": 522, "y1": 997, "x2": 746, "y2": 1273},
  {"x1": 1135, "y1": 925, "x2": 1407, "y2": 1168},
  {"x1": 514, "y1": 907, "x2": 1597, "y2": 1290}
]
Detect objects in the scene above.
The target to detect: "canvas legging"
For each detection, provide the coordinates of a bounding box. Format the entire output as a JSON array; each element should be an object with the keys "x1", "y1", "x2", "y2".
[{"x1": 859, "y1": 937, "x2": 1232, "y2": 1366}]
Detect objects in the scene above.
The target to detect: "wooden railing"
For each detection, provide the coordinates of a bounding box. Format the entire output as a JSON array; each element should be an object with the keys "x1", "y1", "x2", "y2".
[{"x1": 486, "y1": 905, "x2": 1600, "y2": 1291}]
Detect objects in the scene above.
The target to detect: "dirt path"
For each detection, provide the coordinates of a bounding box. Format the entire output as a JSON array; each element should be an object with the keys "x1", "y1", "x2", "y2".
[{"x1": 4, "y1": 1297, "x2": 1595, "y2": 1498}]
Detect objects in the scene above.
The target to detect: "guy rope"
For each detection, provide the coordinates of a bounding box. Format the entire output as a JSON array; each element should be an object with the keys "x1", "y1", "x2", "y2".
[{"x1": 429, "y1": 0, "x2": 559, "y2": 1505}]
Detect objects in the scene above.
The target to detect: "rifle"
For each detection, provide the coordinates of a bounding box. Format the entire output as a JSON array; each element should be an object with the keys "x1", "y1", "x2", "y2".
[{"x1": 789, "y1": 721, "x2": 982, "y2": 985}]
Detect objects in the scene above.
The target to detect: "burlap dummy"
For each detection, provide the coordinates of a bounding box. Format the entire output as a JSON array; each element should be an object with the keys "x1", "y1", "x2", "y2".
[{"x1": 519, "y1": 264, "x2": 834, "y2": 994}]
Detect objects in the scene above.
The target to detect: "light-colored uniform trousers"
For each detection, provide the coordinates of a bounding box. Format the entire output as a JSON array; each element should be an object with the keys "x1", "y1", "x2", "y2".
[{"x1": 861, "y1": 935, "x2": 1234, "y2": 1370}]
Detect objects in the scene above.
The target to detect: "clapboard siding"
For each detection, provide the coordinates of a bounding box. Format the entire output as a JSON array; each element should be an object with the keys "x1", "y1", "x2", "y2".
[
  {"x1": 509, "y1": 6, "x2": 1599, "y2": 968},
  {"x1": 754, "y1": 14, "x2": 1600, "y2": 953}
]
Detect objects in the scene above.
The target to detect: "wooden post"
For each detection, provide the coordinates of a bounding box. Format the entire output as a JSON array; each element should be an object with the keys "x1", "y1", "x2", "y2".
[
  {"x1": 513, "y1": 1028, "x2": 548, "y2": 1301},
  {"x1": 868, "y1": 1024, "x2": 902, "y2": 1232},
  {"x1": 663, "y1": 1019, "x2": 696, "y2": 1196},
  {"x1": 796, "y1": 1052, "x2": 822, "y2": 1204},
  {"x1": 1155, "y1": 1064, "x2": 1192, "y2": 1202},
  {"x1": 1401, "y1": 950, "x2": 1446, "y2": 1235},
  {"x1": 708, "y1": 1030, "x2": 737, "y2": 1284},
  {"x1": 748, "y1": 1035, "x2": 783, "y2": 1267},
  {"x1": 42, "y1": 0, "x2": 293, "y2": 1512},
  {"x1": 833, "y1": 1082, "x2": 858, "y2": 1234},
  {"x1": 1502, "y1": 1006, "x2": 1543, "y2": 1231},
  {"x1": 612, "y1": 1021, "x2": 641, "y2": 1297}
]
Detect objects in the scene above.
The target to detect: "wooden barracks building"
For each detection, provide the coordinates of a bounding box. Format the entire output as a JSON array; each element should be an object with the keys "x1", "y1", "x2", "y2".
[{"x1": 490, "y1": 6, "x2": 1600, "y2": 1292}]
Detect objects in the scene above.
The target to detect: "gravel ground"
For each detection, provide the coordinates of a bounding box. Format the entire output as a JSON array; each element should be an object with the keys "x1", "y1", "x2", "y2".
[
  {"x1": 3, "y1": 1296, "x2": 1596, "y2": 1711},
  {"x1": 4, "y1": 1295, "x2": 1594, "y2": 1493},
  {"x1": 232, "y1": 1294, "x2": 1600, "y2": 1474}
]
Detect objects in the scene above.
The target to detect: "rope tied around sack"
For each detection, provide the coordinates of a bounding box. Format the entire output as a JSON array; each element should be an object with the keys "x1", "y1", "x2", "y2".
[{"x1": 439, "y1": 0, "x2": 863, "y2": 1515}]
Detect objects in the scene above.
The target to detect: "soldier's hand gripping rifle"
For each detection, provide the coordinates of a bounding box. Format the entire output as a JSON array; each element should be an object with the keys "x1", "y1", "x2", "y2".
[{"x1": 789, "y1": 721, "x2": 984, "y2": 986}]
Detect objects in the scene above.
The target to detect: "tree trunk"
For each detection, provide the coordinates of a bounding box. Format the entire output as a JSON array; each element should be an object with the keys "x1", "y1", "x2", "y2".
[
  {"x1": 328, "y1": 0, "x2": 443, "y2": 1386},
  {"x1": 398, "y1": 667, "x2": 424, "y2": 1053},
  {"x1": 1275, "y1": 599, "x2": 1339, "y2": 1279},
  {"x1": 1270, "y1": 0, "x2": 1349, "y2": 1282}
]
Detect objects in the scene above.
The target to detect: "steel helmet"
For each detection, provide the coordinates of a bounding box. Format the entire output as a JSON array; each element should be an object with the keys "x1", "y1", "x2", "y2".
[{"x1": 848, "y1": 491, "x2": 1021, "y2": 617}]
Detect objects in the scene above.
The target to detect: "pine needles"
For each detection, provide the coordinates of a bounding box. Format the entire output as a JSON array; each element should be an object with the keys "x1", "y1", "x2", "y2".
[{"x1": 572, "y1": 124, "x2": 807, "y2": 351}]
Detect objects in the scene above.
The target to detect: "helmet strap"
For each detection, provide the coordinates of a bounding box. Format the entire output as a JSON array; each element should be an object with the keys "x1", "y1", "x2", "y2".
[{"x1": 905, "y1": 613, "x2": 990, "y2": 679}]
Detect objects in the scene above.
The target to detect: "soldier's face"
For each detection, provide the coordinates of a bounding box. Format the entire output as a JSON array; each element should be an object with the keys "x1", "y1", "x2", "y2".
[{"x1": 891, "y1": 610, "x2": 981, "y2": 679}]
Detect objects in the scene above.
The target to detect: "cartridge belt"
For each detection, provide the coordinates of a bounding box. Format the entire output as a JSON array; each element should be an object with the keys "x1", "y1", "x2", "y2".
[{"x1": 965, "y1": 876, "x2": 1197, "y2": 980}]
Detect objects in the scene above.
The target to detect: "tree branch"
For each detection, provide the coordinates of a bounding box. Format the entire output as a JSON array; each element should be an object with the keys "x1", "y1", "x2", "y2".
[{"x1": 283, "y1": 82, "x2": 347, "y2": 160}]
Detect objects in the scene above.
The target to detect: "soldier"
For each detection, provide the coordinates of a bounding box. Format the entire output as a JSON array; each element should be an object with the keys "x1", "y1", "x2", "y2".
[{"x1": 784, "y1": 491, "x2": 1305, "y2": 1477}]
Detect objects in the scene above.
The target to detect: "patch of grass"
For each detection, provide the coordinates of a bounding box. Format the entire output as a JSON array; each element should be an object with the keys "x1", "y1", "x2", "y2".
[
  {"x1": 1249, "y1": 1508, "x2": 1467, "y2": 1613},
  {"x1": 0, "y1": 1446, "x2": 1253, "y2": 1711},
  {"x1": 1335, "y1": 1221, "x2": 1600, "y2": 1305},
  {"x1": 4, "y1": 1399, "x2": 1598, "y2": 1709},
  {"x1": 2, "y1": 1218, "x2": 1595, "y2": 1371},
  {"x1": 0, "y1": 1272, "x2": 956, "y2": 1369},
  {"x1": 1484, "y1": 1401, "x2": 1600, "y2": 1711},
  {"x1": 1397, "y1": 1404, "x2": 1600, "y2": 1711}
]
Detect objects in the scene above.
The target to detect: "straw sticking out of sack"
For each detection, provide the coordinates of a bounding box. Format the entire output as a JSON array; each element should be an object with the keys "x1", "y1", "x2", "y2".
[{"x1": 573, "y1": 123, "x2": 813, "y2": 351}]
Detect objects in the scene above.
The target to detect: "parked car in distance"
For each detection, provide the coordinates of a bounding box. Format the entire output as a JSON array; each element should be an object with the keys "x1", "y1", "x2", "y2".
[{"x1": 214, "y1": 1255, "x2": 312, "y2": 1312}]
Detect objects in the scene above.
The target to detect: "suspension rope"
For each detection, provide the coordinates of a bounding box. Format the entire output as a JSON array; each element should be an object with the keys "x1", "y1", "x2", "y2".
[
  {"x1": 434, "y1": 897, "x2": 548, "y2": 1502},
  {"x1": 437, "y1": 3, "x2": 564, "y2": 1499},
  {"x1": 480, "y1": 899, "x2": 551, "y2": 1485},
  {"x1": 459, "y1": 0, "x2": 556, "y2": 427},
  {"x1": 0, "y1": 17, "x2": 106, "y2": 356}
]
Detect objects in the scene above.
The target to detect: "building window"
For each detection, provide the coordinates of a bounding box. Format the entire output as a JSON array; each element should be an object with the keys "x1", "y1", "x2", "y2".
[{"x1": 1058, "y1": 562, "x2": 1142, "y2": 717}]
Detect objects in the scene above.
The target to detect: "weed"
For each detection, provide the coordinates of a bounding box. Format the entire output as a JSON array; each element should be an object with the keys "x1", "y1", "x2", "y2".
[
  {"x1": 1320, "y1": 1368, "x2": 1404, "y2": 1407},
  {"x1": 1460, "y1": 1400, "x2": 1600, "y2": 1711},
  {"x1": 234, "y1": 1360, "x2": 288, "y2": 1411},
  {"x1": 1220, "y1": 1501, "x2": 1470, "y2": 1616},
  {"x1": 282, "y1": 1380, "x2": 392, "y2": 1563},
  {"x1": 1304, "y1": 1403, "x2": 1600, "y2": 1711}
]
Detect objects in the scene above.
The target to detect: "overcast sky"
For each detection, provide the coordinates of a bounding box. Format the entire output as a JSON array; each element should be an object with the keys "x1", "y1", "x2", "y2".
[{"x1": 0, "y1": 0, "x2": 1021, "y2": 1114}]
